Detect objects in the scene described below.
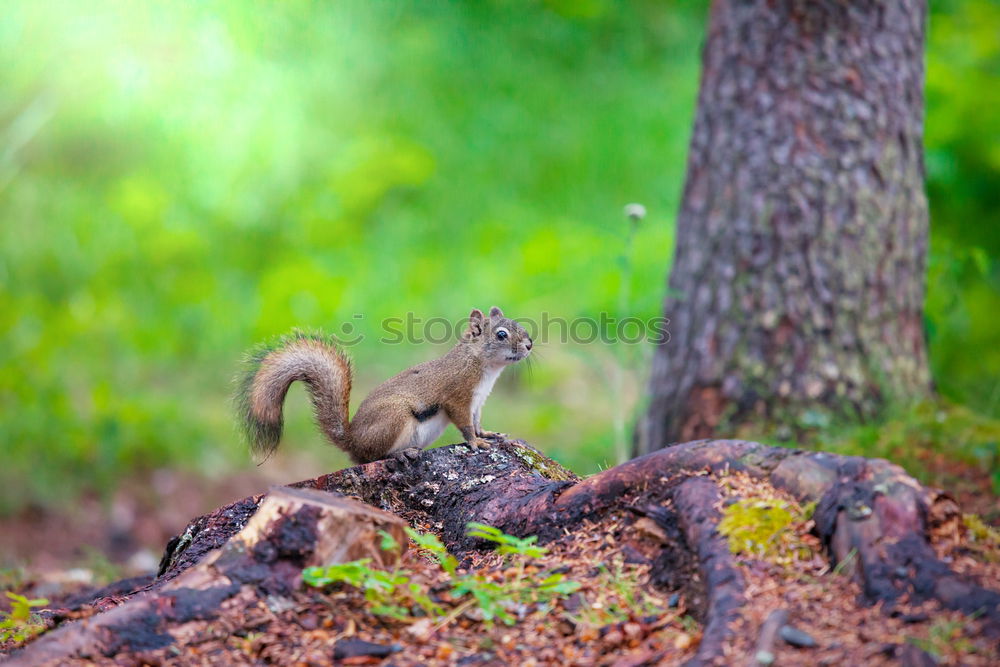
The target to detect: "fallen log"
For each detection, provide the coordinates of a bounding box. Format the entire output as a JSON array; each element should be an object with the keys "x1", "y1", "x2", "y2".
[{"x1": 8, "y1": 438, "x2": 999, "y2": 666}]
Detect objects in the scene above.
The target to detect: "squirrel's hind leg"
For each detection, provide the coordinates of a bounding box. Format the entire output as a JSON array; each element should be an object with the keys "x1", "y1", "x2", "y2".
[{"x1": 348, "y1": 409, "x2": 414, "y2": 462}]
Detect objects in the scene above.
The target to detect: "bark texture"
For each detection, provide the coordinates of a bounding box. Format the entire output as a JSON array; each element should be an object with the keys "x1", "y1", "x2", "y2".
[{"x1": 639, "y1": 0, "x2": 931, "y2": 452}]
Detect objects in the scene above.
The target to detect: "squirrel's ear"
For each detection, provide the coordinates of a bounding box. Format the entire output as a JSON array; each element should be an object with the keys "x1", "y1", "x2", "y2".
[
  {"x1": 489, "y1": 306, "x2": 504, "y2": 319},
  {"x1": 465, "y1": 309, "x2": 485, "y2": 339}
]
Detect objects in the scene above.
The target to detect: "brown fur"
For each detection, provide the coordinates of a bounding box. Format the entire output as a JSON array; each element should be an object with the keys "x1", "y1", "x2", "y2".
[{"x1": 243, "y1": 307, "x2": 532, "y2": 464}]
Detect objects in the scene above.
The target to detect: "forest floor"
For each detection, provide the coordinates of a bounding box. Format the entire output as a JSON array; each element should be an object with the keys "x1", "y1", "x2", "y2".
[
  {"x1": 1, "y1": 418, "x2": 999, "y2": 666},
  {"x1": 2, "y1": 435, "x2": 996, "y2": 589},
  {"x1": 1, "y1": 465, "x2": 998, "y2": 666}
]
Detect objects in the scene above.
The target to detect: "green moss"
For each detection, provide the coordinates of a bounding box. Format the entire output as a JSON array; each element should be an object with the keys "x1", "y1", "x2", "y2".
[
  {"x1": 964, "y1": 514, "x2": 1000, "y2": 546},
  {"x1": 718, "y1": 498, "x2": 815, "y2": 563},
  {"x1": 510, "y1": 443, "x2": 578, "y2": 482}
]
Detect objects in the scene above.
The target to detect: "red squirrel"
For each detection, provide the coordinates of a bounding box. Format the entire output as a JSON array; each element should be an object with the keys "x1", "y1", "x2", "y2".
[{"x1": 237, "y1": 307, "x2": 532, "y2": 463}]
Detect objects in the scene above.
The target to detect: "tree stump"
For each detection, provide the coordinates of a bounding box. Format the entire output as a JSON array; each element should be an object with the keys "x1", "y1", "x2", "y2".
[{"x1": 7, "y1": 488, "x2": 406, "y2": 666}]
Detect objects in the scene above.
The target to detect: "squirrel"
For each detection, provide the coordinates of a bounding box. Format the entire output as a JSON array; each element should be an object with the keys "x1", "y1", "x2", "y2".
[{"x1": 236, "y1": 306, "x2": 533, "y2": 464}]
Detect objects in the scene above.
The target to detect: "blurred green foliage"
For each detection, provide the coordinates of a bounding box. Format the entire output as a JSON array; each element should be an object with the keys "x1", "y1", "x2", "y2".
[
  {"x1": 0, "y1": 1, "x2": 997, "y2": 514},
  {"x1": 924, "y1": 0, "x2": 1000, "y2": 410}
]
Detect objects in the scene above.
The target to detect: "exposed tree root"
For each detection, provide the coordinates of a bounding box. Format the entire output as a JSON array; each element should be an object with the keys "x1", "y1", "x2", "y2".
[
  {"x1": 670, "y1": 477, "x2": 745, "y2": 666},
  {"x1": 8, "y1": 438, "x2": 999, "y2": 665}
]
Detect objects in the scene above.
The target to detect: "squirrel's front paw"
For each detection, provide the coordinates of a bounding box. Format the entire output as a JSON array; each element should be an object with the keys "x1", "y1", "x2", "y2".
[
  {"x1": 468, "y1": 437, "x2": 491, "y2": 451},
  {"x1": 475, "y1": 429, "x2": 506, "y2": 440}
]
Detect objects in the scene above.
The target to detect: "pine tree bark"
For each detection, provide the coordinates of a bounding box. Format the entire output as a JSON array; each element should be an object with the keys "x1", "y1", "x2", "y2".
[{"x1": 638, "y1": 0, "x2": 932, "y2": 453}]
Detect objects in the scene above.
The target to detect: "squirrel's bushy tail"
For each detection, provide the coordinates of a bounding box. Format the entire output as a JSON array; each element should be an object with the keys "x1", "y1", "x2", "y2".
[{"x1": 236, "y1": 330, "x2": 353, "y2": 461}]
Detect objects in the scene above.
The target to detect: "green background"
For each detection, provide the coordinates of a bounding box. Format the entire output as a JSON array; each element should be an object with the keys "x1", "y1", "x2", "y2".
[{"x1": 2, "y1": 0, "x2": 998, "y2": 513}]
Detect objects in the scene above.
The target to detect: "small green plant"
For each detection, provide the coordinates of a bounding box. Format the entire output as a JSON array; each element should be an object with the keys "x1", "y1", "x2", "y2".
[
  {"x1": 0, "y1": 592, "x2": 49, "y2": 644},
  {"x1": 301, "y1": 557, "x2": 442, "y2": 621},
  {"x1": 81, "y1": 546, "x2": 124, "y2": 585},
  {"x1": 718, "y1": 498, "x2": 815, "y2": 563},
  {"x1": 465, "y1": 522, "x2": 547, "y2": 558},
  {"x1": 961, "y1": 514, "x2": 1000, "y2": 563},
  {"x1": 908, "y1": 613, "x2": 981, "y2": 660},
  {"x1": 405, "y1": 527, "x2": 458, "y2": 575},
  {"x1": 678, "y1": 613, "x2": 699, "y2": 634},
  {"x1": 567, "y1": 560, "x2": 664, "y2": 627},
  {"x1": 609, "y1": 203, "x2": 646, "y2": 466},
  {"x1": 302, "y1": 523, "x2": 580, "y2": 628},
  {"x1": 0, "y1": 569, "x2": 26, "y2": 593},
  {"x1": 459, "y1": 522, "x2": 579, "y2": 623},
  {"x1": 831, "y1": 547, "x2": 859, "y2": 576}
]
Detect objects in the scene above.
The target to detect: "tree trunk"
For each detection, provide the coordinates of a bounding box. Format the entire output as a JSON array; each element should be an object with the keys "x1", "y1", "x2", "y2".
[{"x1": 638, "y1": 0, "x2": 931, "y2": 453}]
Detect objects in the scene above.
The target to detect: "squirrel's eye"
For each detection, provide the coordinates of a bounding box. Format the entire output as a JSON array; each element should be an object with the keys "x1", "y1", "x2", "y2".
[{"x1": 496, "y1": 328, "x2": 509, "y2": 340}]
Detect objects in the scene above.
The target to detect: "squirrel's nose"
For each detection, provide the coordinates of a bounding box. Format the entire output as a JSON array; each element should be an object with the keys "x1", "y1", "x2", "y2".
[{"x1": 526, "y1": 339, "x2": 533, "y2": 350}]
